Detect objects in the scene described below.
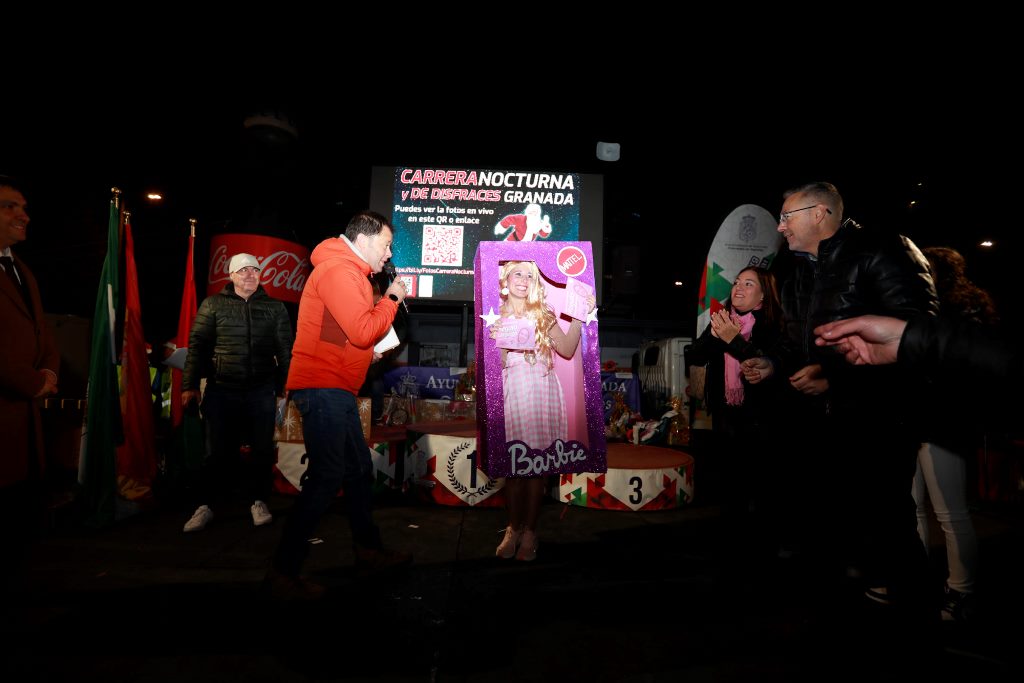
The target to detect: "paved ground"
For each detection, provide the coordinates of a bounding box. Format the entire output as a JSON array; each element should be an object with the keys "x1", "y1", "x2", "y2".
[{"x1": 3, "y1": 473, "x2": 1022, "y2": 682}]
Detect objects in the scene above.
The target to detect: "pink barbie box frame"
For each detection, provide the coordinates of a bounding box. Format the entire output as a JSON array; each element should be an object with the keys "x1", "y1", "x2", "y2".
[{"x1": 474, "y1": 241, "x2": 607, "y2": 478}]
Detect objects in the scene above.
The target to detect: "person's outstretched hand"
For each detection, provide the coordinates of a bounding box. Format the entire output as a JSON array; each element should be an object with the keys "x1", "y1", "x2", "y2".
[{"x1": 814, "y1": 315, "x2": 907, "y2": 366}]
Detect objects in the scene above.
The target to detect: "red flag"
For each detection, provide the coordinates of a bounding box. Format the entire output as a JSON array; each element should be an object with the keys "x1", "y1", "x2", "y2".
[
  {"x1": 171, "y1": 223, "x2": 197, "y2": 428},
  {"x1": 116, "y1": 214, "x2": 157, "y2": 497}
]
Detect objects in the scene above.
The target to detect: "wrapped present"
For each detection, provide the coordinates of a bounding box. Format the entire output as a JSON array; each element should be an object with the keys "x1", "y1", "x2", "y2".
[
  {"x1": 454, "y1": 361, "x2": 476, "y2": 402},
  {"x1": 381, "y1": 393, "x2": 412, "y2": 426},
  {"x1": 415, "y1": 398, "x2": 449, "y2": 423},
  {"x1": 357, "y1": 396, "x2": 372, "y2": 442},
  {"x1": 667, "y1": 395, "x2": 690, "y2": 446},
  {"x1": 410, "y1": 398, "x2": 476, "y2": 424},
  {"x1": 274, "y1": 400, "x2": 304, "y2": 442},
  {"x1": 446, "y1": 399, "x2": 475, "y2": 421}
]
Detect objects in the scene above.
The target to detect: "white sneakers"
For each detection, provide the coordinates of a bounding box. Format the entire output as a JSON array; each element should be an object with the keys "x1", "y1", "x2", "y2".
[
  {"x1": 183, "y1": 505, "x2": 214, "y2": 532},
  {"x1": 251, "y1": 500, "x2": 273, "y2": 527},
  {"x1": 183, "y1": 501, "x2": 272, "y2": 532}
]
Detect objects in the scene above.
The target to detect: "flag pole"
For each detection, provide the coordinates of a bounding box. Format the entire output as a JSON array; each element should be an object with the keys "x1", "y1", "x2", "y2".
[
  {"x1": 80, "y1": 186, "x2": 125, "y2": 526},
  {"x1": 169, "y1": 216, "x2": 202, "y2": 479},
  {"x1": 117, "y1": 205, "x2": 158, "y2": 499},
  {"x1": 171, "y1": 218, "x2": 198, "y2": 429}
]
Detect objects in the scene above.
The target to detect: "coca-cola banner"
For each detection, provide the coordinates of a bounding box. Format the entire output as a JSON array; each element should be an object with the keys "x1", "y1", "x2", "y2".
[{"x1": 207, "y1": 233, "x2": 311, "y2": 303}]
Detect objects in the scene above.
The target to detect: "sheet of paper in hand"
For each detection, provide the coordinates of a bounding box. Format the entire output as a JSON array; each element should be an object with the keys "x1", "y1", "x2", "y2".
[
  {"x1": 493, "y1": 317, "x2": 536, "y2": 350},
  {"x1": 374, "y1": 326, "x2": 401, "y2": 354},
  {"x1": 563, "y1": 279, "x2": 594, "y2": 321}
]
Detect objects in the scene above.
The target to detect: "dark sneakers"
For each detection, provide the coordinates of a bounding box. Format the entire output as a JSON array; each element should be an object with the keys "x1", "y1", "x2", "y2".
[
  {"x1": 354, "y1": 546, "x2": 413, "y2": 578},
  {"x1": 264, "y1": 568, "x2": 326, "y2": 601},
  {"x1": 942, "y1": 585, "x2": 976, "y2": 623}
]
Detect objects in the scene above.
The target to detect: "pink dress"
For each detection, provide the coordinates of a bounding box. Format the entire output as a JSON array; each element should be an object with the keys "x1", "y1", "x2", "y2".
[{"x1": 503, "y1": 349, "x2": 567, "y2": 460}]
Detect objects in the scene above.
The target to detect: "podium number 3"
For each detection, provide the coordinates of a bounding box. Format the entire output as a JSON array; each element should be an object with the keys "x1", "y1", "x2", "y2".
[{"x1": 629, "y1": 476, "x2": 643, "y2": 504}]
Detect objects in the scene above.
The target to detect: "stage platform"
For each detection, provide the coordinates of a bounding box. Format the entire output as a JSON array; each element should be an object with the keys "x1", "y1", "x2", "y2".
[
  {"x1": 275, "y1": 420, "x2": 693, "y2": 511},
  {"x1": 553, "y1": 442, "x2": 694, "y2": 511}
]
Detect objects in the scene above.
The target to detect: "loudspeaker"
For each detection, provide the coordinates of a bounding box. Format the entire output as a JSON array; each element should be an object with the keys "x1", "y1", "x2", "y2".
[{"x1": 596, "y1": 141, "x2": 620, "y2": 162}]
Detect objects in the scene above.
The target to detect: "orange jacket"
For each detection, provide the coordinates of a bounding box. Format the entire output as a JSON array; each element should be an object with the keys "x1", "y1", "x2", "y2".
[{"x1": 286, "y1": 237, "x2": 397, "y2": 394}]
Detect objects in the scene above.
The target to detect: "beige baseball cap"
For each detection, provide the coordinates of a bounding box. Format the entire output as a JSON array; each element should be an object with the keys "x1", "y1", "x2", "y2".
[{"x1": 228, "y1": 253, "x2": 261, "y2": 273}]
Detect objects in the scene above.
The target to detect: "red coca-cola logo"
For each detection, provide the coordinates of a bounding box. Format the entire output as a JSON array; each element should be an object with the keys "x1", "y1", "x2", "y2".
[
  {"x1": 207, "y1": 234, "x2": 311, "y2": 303},
  {"x1": 556, "y1": 246, "x2": 587, "y2": 277}
]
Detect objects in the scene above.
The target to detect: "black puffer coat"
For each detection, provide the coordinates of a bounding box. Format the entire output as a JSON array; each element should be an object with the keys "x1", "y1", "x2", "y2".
[
  {"x1": 183, "y1": 283, "x2": 293, "y2": 393},
  {"x1": 901, "y1": 315, "x2": 1018, "y2": 385}
]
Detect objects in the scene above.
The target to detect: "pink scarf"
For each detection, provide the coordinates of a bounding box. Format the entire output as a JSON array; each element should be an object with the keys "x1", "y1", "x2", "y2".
[{"x1": 724, "y1": 310, "x2": 756, "y2": 406}]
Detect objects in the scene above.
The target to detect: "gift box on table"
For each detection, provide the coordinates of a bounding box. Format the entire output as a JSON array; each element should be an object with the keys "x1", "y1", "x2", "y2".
[
  {"x1": 381, "y1": 394, "x2": 414, "y2": 426},
  {"x1": 415, "y1": 398, "x2": 449, "y2": 423},
  {"x1": 357, "y1": 396, "x2": 372, "y2": 442},
  {"x1": 446, "y1": 399, "x2": 475, "y2": 421},
  {"x1": 274, "y1": 400, "x2": 304, "y2": 442}
]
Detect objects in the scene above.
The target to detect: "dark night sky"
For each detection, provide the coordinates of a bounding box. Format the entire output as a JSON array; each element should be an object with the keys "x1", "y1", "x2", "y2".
[{"x1": 5, "y1": 83, "x2": 1019, "y2": 346}]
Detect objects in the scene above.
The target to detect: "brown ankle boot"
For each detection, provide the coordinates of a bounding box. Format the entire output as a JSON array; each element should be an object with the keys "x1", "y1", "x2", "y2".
[{"x1": 496, "y1": 526, "x2": 521, "y2": 559}]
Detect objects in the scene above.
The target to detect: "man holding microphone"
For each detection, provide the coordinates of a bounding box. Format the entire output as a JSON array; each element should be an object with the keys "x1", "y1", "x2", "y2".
[{"x1": 268, "y1": 210, "x2": 411, "y2": 598}]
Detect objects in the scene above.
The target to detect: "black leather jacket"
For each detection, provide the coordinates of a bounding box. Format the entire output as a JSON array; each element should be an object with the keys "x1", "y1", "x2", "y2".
[
  {"x1": 780, "y1": 219, "x2": 937, "y2": 376},
  {"x1": 777, "y1": 219, "x2": 937, "y2": 422},
  {"x1": 183, "y1": 284, "x2": 293, "y2": 393},
  {"x1": 902, "y1": 314, "x2": 1020, "y2": 392},
  {"x1": 901, "y1": 313, "x2": 1021, "y2": 434}
]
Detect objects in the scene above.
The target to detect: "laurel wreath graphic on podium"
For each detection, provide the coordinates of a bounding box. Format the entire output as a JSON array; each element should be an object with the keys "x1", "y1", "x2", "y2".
[{"x1": 446, "y1": 441, "x2": 498, "y2": 500}]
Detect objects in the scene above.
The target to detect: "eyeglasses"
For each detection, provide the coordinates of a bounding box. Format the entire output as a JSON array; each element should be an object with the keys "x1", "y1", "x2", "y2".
[
  {"x1": 779, "y1": 205, "x2": 831, "y2": 224},
  {"x1": 234, "y1": 267, "x2": 260, "y2": 275}
]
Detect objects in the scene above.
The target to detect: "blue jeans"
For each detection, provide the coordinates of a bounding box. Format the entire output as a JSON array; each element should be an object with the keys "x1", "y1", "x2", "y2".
[
  {"x1": 273, "y1": 389, "x2": 381, "y2": 577},
  {"x1": 198, "y1": 383, "x2": 276, "y2": 504}
]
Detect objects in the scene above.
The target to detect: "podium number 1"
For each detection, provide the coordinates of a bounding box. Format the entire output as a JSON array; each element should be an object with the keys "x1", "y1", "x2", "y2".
[{"x1": 467, "y1": 450, "x2": 478, "y2": 488}]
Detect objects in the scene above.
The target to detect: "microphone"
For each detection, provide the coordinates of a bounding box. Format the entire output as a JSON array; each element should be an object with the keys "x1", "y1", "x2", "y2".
[{"x1": 382, "y1": 261, "x2": 409, "y2": 313}]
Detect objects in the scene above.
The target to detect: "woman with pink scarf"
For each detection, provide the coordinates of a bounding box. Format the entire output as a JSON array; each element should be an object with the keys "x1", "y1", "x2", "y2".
[{"x1": 686, "y1": 266, "x2": 784, "y2": 564}]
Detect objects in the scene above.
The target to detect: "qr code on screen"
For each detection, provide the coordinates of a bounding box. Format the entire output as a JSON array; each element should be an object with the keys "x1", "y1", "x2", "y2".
[{"x1": 422, "y1": 225, "x2": 464, "y2": 267}]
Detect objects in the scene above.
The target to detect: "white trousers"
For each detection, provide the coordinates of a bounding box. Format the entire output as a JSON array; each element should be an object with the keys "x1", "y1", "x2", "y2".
[{"x1": 912, "y1": 442, "x2": 978, "y2": 593}]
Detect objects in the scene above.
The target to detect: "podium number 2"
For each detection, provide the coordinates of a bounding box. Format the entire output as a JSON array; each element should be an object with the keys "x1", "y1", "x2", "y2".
[{"x1": 629, "y1": 476, "x2": 643, "y2": 504}]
